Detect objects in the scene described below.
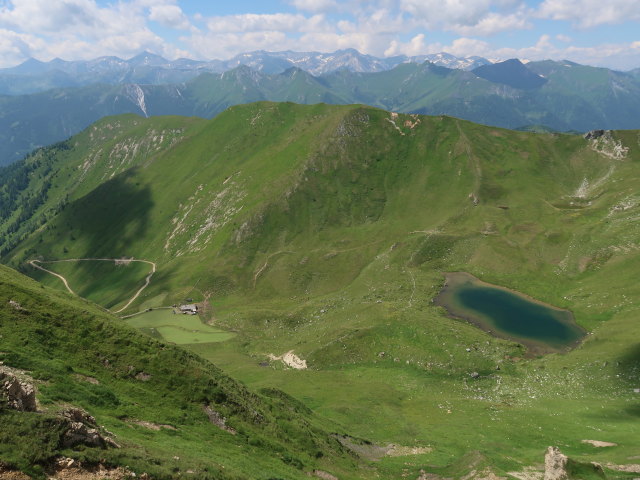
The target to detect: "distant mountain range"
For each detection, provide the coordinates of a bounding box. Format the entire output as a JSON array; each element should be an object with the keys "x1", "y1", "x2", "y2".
[
  {"x1": 1, "y1": 51, "x2": 640, "y2": 166},
  {"x1": 0, "y1": 49, "x2": 492, "y2": 95}
]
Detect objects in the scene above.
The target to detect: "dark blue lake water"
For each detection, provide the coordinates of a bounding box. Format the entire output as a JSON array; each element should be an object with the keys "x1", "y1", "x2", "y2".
[{"x1": 435, "y1": 272, "x2": 585, "y2": 354}]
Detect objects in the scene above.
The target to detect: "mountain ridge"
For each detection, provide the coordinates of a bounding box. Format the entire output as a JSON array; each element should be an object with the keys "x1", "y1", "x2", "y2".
[
  {"x1": 0, "y1": 49, "x2": 491, "y2": 95},
  {"x1": 2, "y1": 57, "x2": 640, "y2": 166}
]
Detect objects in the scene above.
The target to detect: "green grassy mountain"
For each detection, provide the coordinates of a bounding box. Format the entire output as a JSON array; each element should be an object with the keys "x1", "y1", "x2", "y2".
[
  {"x1": 3, "y1": 58, "x2": 640, "y2": 166},
  {"x1": 1, "y1": 103, "x2": 640, "y2": 478},
  {"x1": 0, "y1": 263, "x2": 365, "y2": 479}
]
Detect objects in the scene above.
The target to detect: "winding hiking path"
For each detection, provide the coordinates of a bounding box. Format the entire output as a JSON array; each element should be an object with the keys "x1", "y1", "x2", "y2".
[
  {"x1": 28, "y1": 258, "x2": 156, "y2": 314},
  {"x1": 29, "y1": 259, "x2": 76, "y2": 295}
]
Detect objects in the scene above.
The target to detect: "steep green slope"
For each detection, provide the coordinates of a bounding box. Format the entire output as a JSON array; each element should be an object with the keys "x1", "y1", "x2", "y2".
[
  {"x1": 0, "y1": 263, "x2": 361, "y2": 479},
  {"x1": 2, "y1": 103, "x2": 640, "y2": 478}
]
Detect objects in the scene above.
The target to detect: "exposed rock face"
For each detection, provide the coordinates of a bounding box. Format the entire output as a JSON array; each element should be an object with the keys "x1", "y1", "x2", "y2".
[
  {"x1": 583, "y1": 129, "x2": 606, "y2": 140},
  {"x1": 49, "y1": 457, "x2": 136, "y2": 479},
  {"x1": 8, "y1": 300, "x2": 25, "y2": 311},
  {"x1": 0, "y1": 368, "x2": 118, "y2": 450},
  {"x1": 0, "y1": 372, "x2": 37, "y2": 412},
  {"x1": 544, "y1": 446, "x2": 568, "y2": 480},
  {"x1": 203, "y1": 405, "x2": 237, "y2": 435},
  {"x1": 60, "y1": 407, "x2": 119, "y2": 449},
  {"x1": 134, "y1": 371, "x2": 152, "y2": 381},
  {"x1": 313, "y1": 470, "x2": 339, "y2": 480},
  {"x1": 62, "y1": 421, "x2": 108, "y2": 449},
  {"x1": 61, "y1": 407, "x2": 97, "y2": 426}
]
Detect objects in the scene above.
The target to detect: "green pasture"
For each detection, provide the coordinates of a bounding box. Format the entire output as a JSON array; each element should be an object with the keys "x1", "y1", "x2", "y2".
[{"x1": 126, "y1": 309, "x2": 235, "y2": 345}]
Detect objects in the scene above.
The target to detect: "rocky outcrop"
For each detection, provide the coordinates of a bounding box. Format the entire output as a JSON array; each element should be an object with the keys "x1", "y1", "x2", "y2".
[
  {"x1": 49, "y1": 457, "x2": 136, "y2": 479},
  {"x1": 544, "y1": 447, "x2": 568, "y2": 480},
  {"x1": 60, "y1": 407, "x2": 119, "y2": 449},
  {"x1": 8, "y1": 300, "x2": 25, "y2": 311},
  {"x1": 1, "y1": 365, "x2": 118, "y2": 451},
  {"x1": 1, "y1": 458, "x2": 137, "y2": 480},
  {"x1": 203, "y1": 405, "x2": 237, "y2": 435},
  {"x1": 0, "y1": 372, "x2": 37, "y2": 412},
  {"x1": 313, "y1": 470, "x2": 339, "y2": 480},
  {"x1": 583, "y1": 130, "x2": 606, "y2": 140},
  {"x1": 60, "y1": 407, "x2": 97, "y2": 426}
]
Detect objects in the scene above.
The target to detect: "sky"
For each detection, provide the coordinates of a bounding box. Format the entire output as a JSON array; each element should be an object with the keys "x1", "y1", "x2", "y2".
[{"x1": 0, "y1": 0, "x2": 639, "y2": 70}]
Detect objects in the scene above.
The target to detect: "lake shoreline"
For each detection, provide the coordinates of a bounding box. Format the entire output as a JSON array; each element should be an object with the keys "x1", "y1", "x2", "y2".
[{"x1": 434, "y1": 272, "x2": 587, "y2": 356}]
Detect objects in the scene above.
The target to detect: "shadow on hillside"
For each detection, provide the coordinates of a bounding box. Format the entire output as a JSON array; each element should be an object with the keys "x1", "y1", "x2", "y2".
[
  {"x1": 56, "y1": 168, "x2": 153, "y2": 261},
  {"x1": 618, "y1": 343, "x2": 640, "y2": 417}
]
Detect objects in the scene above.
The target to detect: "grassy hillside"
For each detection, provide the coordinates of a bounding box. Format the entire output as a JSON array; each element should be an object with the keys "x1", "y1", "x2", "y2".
[
  {"x1": 1, "y1": 103, "x2": 639, "y2": 478},
  {"x1": 0, "y1": 263, "x2": 364, "y2": 479}
]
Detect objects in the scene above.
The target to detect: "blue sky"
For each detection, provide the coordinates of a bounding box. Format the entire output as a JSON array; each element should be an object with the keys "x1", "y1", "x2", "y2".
[{"x1": 0, "y1": 0, "x2": 638, "y2": 69}]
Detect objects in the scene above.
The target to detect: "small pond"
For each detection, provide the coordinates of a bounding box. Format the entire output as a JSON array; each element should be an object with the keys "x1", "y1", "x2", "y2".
[{"x1": 434, "y1": 272, "x2": 586, "y2": 355}]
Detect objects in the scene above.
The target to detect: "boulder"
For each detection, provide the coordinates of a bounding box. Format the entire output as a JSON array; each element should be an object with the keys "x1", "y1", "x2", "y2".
[
  {"x1": 203, "y1": 405, "x2": 237, "y2": 434},
  {"x1": 583, "y1": 130, "x2": 606, "y2": 140},
  {"x1": 62, "y1": 421, "x2": 107, "y2": 448},
  {"x1": 60, "y1": 407, "x2": 97, "y2": 426},
  {"x1": 0, "y1": 373, "x2": 37, "y2": 412},
  {"x1": 60, "y1": 407, "x2": 120, "y2": 449},
  {"x1": 544, "y1": 446, "x2": 568, "y2": 480}
]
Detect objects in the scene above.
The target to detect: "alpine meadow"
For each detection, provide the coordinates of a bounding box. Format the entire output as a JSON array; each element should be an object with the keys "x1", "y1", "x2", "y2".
[{"x1": 1, "y1": 99, "x2": 639, "y2": 479}]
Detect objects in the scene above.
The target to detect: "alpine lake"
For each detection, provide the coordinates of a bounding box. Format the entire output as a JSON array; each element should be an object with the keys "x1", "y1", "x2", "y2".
[{"x1": 434, "y1": 272, "x2": 586, "y2": 355}]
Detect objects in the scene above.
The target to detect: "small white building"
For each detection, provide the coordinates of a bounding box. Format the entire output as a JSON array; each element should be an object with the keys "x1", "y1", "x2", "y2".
[{"x1": 179, "y1": 304, "x2": 198, "y2": 315}]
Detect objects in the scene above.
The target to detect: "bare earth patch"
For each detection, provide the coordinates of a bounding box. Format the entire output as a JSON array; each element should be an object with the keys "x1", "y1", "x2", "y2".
[
  {"x1": 74, "y1": 374, "x2": 100, "y2": 385},
  {"x1": 313, "y1": 470, "x2": 339, "y2": 480},
  {"x1": 386, "y1": 445, "x2": 433, "y2": 457},
  {"x1": 1, "y1": 459, "x2": 139, "y2": 480},
  {"x1": 129, "y1": 419, "x2": 176, "y2": 431},
  {"x1": 506, "y1": 466, "x2": 544, "y2": 480},
  {"x1": 0, "y1": 464, "x2": 30, "y2": 480},
  {"x1": 268, "y1": 351, "x2": 307, "y2": 369},
  {"x1": 460, "y1": 468, "x2": 506, "y2": 480},
  {"x1": 335, "y1": 436, "x2": 432, "y2": 462},
  {"x1": 582, "y1": 440, "x2": 618, "y2": 447},
  {"x1": 581, "y1": 439, "x2": 617, "y2": 447},
  {"x1": 48, "y1": 458, "x2": 137, "y2": 480},
  {"x1": 605, "y1": 463, "x2": 640, "y2": 473}
]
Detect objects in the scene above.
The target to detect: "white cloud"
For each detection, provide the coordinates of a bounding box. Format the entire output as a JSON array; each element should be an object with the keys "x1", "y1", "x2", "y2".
[
  {"x1": 184, "y1": 30, "x2": 291, "y2": 60},
  {"x1": 396, "y1": 0, "x2": 531, "y2": 36},
  {"x1": 0, "y1": 28, "x2": 47, "y2": 66},
  {"x1": 401, "y1": 0, "x2": 491, "y2": 27},
  {"x1": 0, "y1": 0, "x2": 638, "y2": 70},
  {"x1": 443, "y1": 37, "x2": 493, "y2": 57},
  {"x1": 289, "y1": 0, "x2": 337, "y2": 12},
  {"x1": 453, "y1": 11, "x2": 530, "y2": 36},
  {"x1": 537, "y1": 0, "x2": 640, "y2": 27},
  {"x1": 384, "y1": 33, "x2": 426, "y2": 57},
  {"x1": 0, "y1": 0, "x2": 189, "y2": 64},
  {"x1": 149, "y1": 4, "x2": 191, "y2": 30},
  {"x1": 205, "y1": 13, "x2": 328, "y2": 34}
]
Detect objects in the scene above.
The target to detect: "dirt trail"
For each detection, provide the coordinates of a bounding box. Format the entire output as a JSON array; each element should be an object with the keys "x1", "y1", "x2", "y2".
[
  {"x1": 252, "y1": 251, "x2": 293, "y2": 287},
  {"x1": 28, "y1": 258, "x2": 156, "y2": 315},
  {"x1": 113, "y1": 260, "x2": 156, "y2": 313},
  {"x1": 29, "y1": 260, "x2": 76, "y2": 295}
]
